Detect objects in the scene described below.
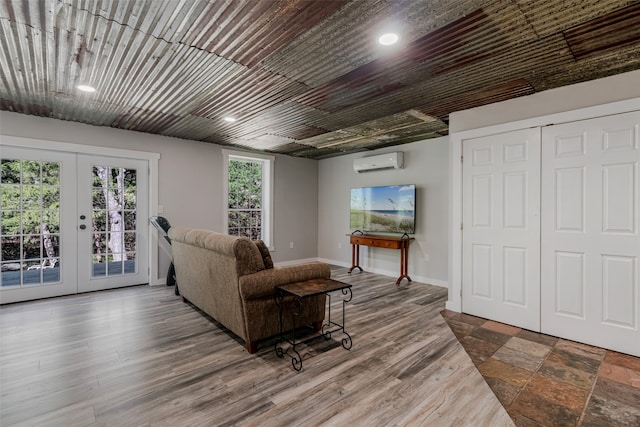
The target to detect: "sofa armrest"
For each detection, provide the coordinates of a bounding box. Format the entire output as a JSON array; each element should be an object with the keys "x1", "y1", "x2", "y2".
[{"x1": 238, "y1": 262, "x2": 331, "y2": 300}]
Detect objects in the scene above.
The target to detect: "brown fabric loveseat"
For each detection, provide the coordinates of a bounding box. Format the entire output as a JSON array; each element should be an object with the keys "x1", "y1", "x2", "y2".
[{"x1": 168, "y1": 226, "x2": 330, "y2": 353}]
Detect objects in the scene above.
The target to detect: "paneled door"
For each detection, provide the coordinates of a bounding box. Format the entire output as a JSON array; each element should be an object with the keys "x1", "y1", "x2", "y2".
[
  {"x1": 1, "y1": 148, "x2": 149, "y2": 303},
  {"x1": 541, "y1": 111, "x2": 640, "y2": 356},
  {"x1": 462, "y1": 128, "x2": 541, "y2": 330}
]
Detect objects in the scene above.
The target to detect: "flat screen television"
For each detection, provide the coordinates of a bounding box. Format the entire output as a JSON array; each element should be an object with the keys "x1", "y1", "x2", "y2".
[{"x1": 350, "y1": 184, "x2": 416, "y2": 234}]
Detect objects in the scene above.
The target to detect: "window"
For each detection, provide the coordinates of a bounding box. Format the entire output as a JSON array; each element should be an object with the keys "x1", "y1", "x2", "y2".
[{"x1": 223, "y1": 150, "x2": 274, "y2": 249}]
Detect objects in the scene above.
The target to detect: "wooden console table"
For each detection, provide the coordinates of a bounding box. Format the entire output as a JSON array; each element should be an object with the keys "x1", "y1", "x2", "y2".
[{"x1": 346, "y1": 234, "x2": 414, "y2": 285}]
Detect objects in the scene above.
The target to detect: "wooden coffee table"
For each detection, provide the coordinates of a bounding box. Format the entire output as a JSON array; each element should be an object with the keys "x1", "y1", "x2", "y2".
[{"x1": 274, "y1": 278, "x2": 352, "y2": 371}]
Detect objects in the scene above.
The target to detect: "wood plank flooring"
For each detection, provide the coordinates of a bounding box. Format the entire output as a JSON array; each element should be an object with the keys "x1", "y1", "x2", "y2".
[{"x1": 0, "y1": 267, "x2": 512, "y2": 426}]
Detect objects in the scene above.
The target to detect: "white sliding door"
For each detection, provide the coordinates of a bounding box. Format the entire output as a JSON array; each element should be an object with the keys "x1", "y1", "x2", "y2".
[
  {"x1": 541, "y1": 111, "x2": 640, "y2": 356},
  {"x1": 462, "y1": 128, "x2": 541, "y2": 331}
]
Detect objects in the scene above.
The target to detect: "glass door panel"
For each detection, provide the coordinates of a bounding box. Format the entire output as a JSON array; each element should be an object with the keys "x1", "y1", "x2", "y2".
[
  {"x1": 90, "y1": 165, "x2": 137, "y2": 277},
  {"x1": 77, "y1": 155, "x2": 148, "y2": 292},
  {"x1": 0, "y1": 147, "x2": 77, "y2": 303}
]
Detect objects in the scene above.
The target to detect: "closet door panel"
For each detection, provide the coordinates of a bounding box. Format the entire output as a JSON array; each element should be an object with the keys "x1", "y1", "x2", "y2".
[
  {"x1": 541, "y1": 111, "x2": 640, "y2": 357},
  {"x1": 462, "y1": 128, "x2": 541, "y2": 331}
]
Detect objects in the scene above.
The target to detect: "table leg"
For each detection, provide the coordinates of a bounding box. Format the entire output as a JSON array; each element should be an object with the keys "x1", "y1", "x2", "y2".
[
  {"x1": 348, "y1": 244, "x2": 363, "y2": 273},
  {"x1": 274, "y1": 290, "x2": 286, "y2": 358},
  {"x1": 290, "y1": 296, "x2": 303, "y2": 371},
  {"x1": 396, "y1": 242, "x2": 412, "y2": 285},
  {"x1": 340, "y1": 287, "x2": 353, "y2": 350},
  {"x1": 274, "y1": 291, "x2": 304, "y2": 371},
  {"x1": 321, "y1": 288, "x2": 352, "y2": 350}
]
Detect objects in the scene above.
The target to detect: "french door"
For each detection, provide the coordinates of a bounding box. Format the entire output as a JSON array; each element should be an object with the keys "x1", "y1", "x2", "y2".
[
  {"x1": 0, "y1": 147, "x2": 149, "y2": 303},
  {"x1": 77, "y1": 154, "x2": 148, "y2": 293}
]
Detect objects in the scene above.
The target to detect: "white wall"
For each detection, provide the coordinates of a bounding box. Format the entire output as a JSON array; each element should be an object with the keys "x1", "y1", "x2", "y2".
[
  {"x1": 447, "y1": 69, "x2": 640, "y2": 312},
  {"x1": 450, "y1": 70, "x2": 640, "y2": 133},
  {"x1": 0, "y1": 111, "x2": 320, "y2": 282},
  {"x1": 318, "y1": 138, "x2": 450, "y2": 287}
]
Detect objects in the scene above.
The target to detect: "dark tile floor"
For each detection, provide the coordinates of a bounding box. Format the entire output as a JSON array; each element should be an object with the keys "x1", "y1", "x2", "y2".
[{"x1": 441, "y1": 310, "x2": 640, "y2": 426}]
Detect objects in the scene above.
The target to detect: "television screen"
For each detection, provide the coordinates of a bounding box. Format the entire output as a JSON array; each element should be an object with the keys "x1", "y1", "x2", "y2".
[{"x1": 350, "y1": 184, "x2": 416, "y2": 234}]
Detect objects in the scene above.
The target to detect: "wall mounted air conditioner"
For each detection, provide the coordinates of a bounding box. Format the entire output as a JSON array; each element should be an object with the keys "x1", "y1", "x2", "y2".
[{"x1": 353, "y1": 152, "x2": 404, "y2": 173}]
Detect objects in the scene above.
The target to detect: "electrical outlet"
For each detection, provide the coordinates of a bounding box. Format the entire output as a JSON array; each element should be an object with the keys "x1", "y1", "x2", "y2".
[
  {"x1": 424, "y1": 254, "x2": 430, "y2": 262},
  {"x1": 338, "y1": 242, "x2": 342, "y2": 249},
  {"x1": 289, "y1": 242, "x2": 294, "y2": 249}
]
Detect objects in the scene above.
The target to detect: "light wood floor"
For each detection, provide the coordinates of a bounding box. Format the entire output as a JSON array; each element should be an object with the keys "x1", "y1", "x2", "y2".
[{"x1": 0, "y1": 267, "x2": 512, "y2": 426}]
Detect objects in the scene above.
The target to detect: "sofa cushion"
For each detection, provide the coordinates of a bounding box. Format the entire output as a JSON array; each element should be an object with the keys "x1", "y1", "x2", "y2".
[
  {"x1": 233, "y1": 237, "x2": 266, "y2": 276},
  {"x1": 254, "y1": 240, "x2": 274, "y2": 269},
  {"x1": 239, "y1": 262, "x2": 332, "y2": 300}
]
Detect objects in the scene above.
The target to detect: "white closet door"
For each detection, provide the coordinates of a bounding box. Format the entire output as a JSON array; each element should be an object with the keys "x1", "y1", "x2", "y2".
[
  {"x1": 541, "y1": 111, "x2": 640, "y2": 357},
  {"x1": 462, "y1": 128, "x2": 541, "y2": 330}
]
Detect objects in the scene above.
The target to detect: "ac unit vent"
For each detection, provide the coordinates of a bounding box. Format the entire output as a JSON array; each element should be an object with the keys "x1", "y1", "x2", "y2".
[{"x1": 353, "y1": 152, "x2": 403, "y2": 173}]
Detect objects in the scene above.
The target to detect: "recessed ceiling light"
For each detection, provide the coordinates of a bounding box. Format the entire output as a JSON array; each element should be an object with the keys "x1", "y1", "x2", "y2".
[
  {"x1": 223, "y1": 116, "x2": 237, "y2": 123},
  {"x1": 77, "y1": 84, "x2": 96, "y2": 92},
  {"x1": 378, "y1": 33, "x2": 399, "y2": 46}
]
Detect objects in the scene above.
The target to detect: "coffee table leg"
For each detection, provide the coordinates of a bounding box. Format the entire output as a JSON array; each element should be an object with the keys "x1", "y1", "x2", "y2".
[
  {"x1": 322, "y1": 293, "x2": 333, "y2": 339},
  {"x1": 321, "y1": 288, "x2": 352, "y2": 351},
  {"x1": 274, "y1": 289, "x2": 285, "y2": 358},
  {"x1": 341, "y1": 287, "x2": 352, "y2": 350},
  {"x1": 274, "y1": 292, "x2": 305, "y2": 370},
  {"x1": 290, "y1": 296, "x2": 303, "y2": 371}
]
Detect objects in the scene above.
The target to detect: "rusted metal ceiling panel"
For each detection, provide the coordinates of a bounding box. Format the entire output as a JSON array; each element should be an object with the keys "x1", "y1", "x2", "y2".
[
  {"x1": 1, "y1": 98, "x2": 51, "y2": 117},
  {"x1": 418, "y1": 78, "x2": 536, "y2": 121},
  {"x1": 184, "y1": 0, "x2": 347, "y2": 68},
  {"x1": 291, "y1": 0, "x2": 537, "y2": 116},
  {"x1": 292, "y1": 34, "x2": 570, "y2": 136},
  {"x1": 283, "y1": 145, "x2": 345, "y2": 159},
  {"x1": 564, "y1": 2, "x2": 640, "y2": 61},
  {"x1": 111, "y1": 108, "x2": 182, "y2": 134},
  {"x1": 1, "y1": 0, "x2": 640, "y2": 159},
  {"x1": 190, "y1": 66, "x2": 309, "y2": 121},
  {"x1": 514, "y1": 0, "x2": 636, "y2": 39},
  {"x1": 528, "y1": 42, "x2": 640, "y2": 91},
  {"x1": 159, "y1": 115, "x2": 222, "y2": 142},
  {"x1": 296, "y1": 110, "x2": 447, "y2": 153},
  {"x1": 211, "y1": 101, "x2": 332, "y2": 141},
  {"x1": 260, "y1": 0, "x2": 494, "y2": 87},
  {"x1": 292, "y1": 8, "x2": 508, "y2": 113}
]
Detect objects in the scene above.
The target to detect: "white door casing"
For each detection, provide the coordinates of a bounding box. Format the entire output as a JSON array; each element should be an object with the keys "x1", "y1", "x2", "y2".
[
  {"x1": 541, "y1": 111, "x2": 640, "y2": 357},
  {"x1": 462, "y1": 128, "x2": 541, "y2": 331}
]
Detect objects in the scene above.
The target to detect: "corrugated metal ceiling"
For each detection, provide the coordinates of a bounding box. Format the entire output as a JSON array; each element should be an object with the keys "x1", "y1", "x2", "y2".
[{"x1": 1, "y1": 0, "x2": 639, "y2": 159}]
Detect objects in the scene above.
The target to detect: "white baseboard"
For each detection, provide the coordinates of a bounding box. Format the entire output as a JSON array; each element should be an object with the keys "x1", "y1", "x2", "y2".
[
  {"x1": 445, "y1": 300, "x2": 462, "y2": 312},
  {"x1": 317, "y1": 258, "x2": 351, "y2": 268},
  {"x1": 150, "y1": 277, "x2": 166, "y2": 286},
  {"x1": 316, "y1": 258, "x2": 449, "y2": 289}
]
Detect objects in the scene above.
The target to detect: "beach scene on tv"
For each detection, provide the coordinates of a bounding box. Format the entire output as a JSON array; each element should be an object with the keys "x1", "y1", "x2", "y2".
[{"x1": 350, "y1": 185, "x2": 416, "y2": 234}]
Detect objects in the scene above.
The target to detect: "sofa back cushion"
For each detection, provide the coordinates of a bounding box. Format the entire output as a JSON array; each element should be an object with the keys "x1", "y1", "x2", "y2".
[
  {"x1": 168, "y1": 226, "x2": 265, "y2": 277},
  {"x1": 253, "y1": 240, "x2": 274, "y2": 269},
  {"x1": 233, "y1": 238, "x2": 266, "y2": 276}
]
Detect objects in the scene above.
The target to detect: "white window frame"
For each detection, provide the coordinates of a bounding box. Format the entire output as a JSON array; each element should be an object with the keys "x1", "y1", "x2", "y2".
[{"x1": 222, "y1": 149, "x2": 275, "y2": 250}]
